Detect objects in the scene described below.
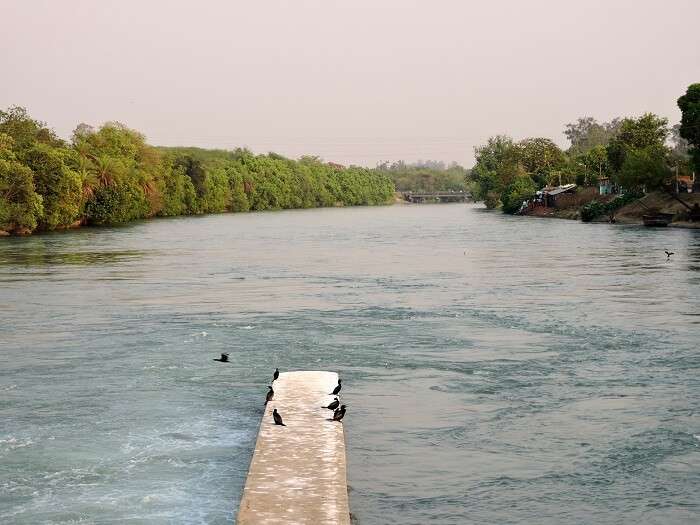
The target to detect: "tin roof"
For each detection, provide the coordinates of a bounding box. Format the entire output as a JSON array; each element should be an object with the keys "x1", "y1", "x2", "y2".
[{"x1": 546, "y1": 184, "x2": 577, "y2": 196}]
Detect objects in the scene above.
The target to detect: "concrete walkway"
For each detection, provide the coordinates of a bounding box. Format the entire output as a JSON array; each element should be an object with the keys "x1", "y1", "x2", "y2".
[{"x1": 236, "y1": 371, "x2": 350, "y2": 525}]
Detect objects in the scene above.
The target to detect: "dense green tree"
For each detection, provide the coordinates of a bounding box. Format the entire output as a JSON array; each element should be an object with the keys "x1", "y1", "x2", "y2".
[
  {"x1": 174, "y1": 155, "x2": 207, "y2": 198},
  {"x1": 677, "y1": 83, "x2": 700, "y2": 172},
  {"x1": 606, "y1": 114, "x2": 670, "y2": 191},
  {"x1": 606, "y1": 113, "x2": 669, "y2": 173},
  {"x1": 160, "y1": 165, "x2": 197, "y2": 216},
  {"x1": 84, "y1": 180, "x2": 149, "y2": 225},
  {"x1": 573, "y1": 145, "x2": 610, "y2": 186},
  {"x1": 0, "y1": 135, "x2": 44, "y2": 232},
  {"x1": 501, "y1": 170, "x2": 537, "y2": 215},
  {"x1": 617, "y1": 146, "x2": 671, "y2": 191},
  {"x1": 0, "y1": 106, "x2": 64, "y2": 152},
  {"x1": 470, "y1": 135, "x2": 521, "y2": 208},
  {"x1": 517, "y1": 137, "x2": 566, "y2": 187},
  {"x1": 23, "y1": 145, "x2": 82, "y2": 229},
  {"x1": 0, "y1": 107, "x2": 395, "y2": 235}
]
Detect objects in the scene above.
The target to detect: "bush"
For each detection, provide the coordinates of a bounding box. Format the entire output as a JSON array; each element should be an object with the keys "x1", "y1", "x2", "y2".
[{"x1": 580, "y1": 191, "x2": 643, "y2": 222}]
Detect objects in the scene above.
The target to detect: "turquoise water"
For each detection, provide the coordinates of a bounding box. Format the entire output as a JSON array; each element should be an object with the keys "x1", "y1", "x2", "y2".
[{"x1": 1, "y1": 204, "x2": 699, "y2": 524}]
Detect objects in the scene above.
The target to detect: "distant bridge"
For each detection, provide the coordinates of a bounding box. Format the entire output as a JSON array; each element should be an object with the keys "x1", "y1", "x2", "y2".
[{"x1": 402, "y1": 191, "x2": 470, "y2": 203}]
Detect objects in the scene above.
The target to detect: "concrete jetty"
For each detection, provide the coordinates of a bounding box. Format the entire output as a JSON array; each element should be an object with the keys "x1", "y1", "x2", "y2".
[{"x1": 236, "y1": 371, "x2": 350, "y2": 525}]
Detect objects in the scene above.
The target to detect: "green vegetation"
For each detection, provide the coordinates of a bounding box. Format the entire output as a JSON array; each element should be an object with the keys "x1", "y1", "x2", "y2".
[
  {"x1": 470, "y1": 135, "x2": 567, "y2": 210},
  {"x1": 470, "y1": 84, "x2": 697, "y2": 215},
  {"x1": 374, "y1": 160, "x2": 469, "y2": 192},
  {"x1": 678, "y1": 83, "x2": 700, "y2": 173},
  {"x1": 0, "y1": 107, "x2": 394, "y2": 235},
  {"x1": 579, "y1": 192, "x2": 643, "y2": 223}
]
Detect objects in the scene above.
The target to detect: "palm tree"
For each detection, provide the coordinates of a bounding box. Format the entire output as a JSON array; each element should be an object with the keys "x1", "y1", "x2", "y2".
[{"x1": 93, "y1": 155, "x2": 118, "y2": 188}]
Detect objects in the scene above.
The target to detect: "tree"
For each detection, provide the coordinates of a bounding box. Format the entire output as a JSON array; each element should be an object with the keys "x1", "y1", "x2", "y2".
[
  {"x1": 23, "y1": 145, "x2": 82, "y2": 229},
  {"x1": 575, "y1": 145, "x2": 610, "y2": 186},
  {"x1": 0, "y1": 135, "x2": 43, "y2": 232},
  {"x1": 501, "y1": 170, "x2": 537, "y2": 215},
  {"x1": 373, "y1": 159, "x2": 468, "y2": 192},
  {"x1": 517, "y1": 137, "x2": 566, "y2": 187},
  {"x1": 606, "y1": 114, "x2": 669, "y2": 188},
  {"x1": 470, "y1": 135, "x2": 521, "y2": 208},
  {"x1": 0, "y1": 107, "x2": 397, "y2": 234},
  {"x1": 617, "y1": 146, "x2": 671, "y2": 191},
  {"x1": 0, "y1": 106, "x2": 63, "y2": 153},
  {"x1": 677, "y1": 83, "x2": 700, "y2": 173},
  {"x1": 564, "y1": 117, "x2": 621, "y2": 153}
]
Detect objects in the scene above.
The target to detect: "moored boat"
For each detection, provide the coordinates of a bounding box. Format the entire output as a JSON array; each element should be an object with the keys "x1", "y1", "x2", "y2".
[{"x1": 642, "y1": 212, "x2": 674, "y2": 227}]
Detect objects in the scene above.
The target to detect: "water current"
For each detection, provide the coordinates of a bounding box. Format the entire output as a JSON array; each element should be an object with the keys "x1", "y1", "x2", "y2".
[{"x1": 1, "y1": 204, "x2": 699, "y2": 524}]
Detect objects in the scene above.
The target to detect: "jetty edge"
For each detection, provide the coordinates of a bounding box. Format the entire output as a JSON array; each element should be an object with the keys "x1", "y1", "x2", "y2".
[{"x1": 236, "y1": 371, "x2": 350, "y2": 525}]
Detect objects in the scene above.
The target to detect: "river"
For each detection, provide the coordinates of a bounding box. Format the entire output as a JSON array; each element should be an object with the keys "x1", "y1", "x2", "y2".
[{"x1": 1, "y1": 204, "x2": 699, "y2": 524}]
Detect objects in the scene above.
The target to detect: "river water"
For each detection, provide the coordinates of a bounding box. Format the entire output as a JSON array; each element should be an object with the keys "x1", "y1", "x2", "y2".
[{"x1": 1, "y1": 204, "x2": 699, "y2": 524}]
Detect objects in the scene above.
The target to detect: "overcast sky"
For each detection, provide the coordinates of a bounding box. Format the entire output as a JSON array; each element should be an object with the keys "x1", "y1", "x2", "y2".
[{"x1": 1, "y1": 0, "x2": 699, "y2": 166}]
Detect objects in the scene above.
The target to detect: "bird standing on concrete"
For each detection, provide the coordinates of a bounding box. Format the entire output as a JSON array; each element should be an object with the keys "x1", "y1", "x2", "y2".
[
  {"x1": 331, "y1": 405, "x2": 346, "y2": 422},
  {"x1": 273, "y1": 368, "x2": 279, "y2": 382},
  {"x1": 272, "y1": 408, "x2": 286, "y2": 426},
  {"x1": 213, "y1": 353, "x2": 229, "y2": 363},
  {"x1": 665, "y1": 250, "x2": 674, "y2": 259},
  {"x1": 265, "y1": 386, "x2": 274, "y2": 405},
  {"x1": 323, "y1": 397, "x2": 340, "y2": 410},
  {"x1": 330, "y1": 379, "x2": 342, "y2": 395}
]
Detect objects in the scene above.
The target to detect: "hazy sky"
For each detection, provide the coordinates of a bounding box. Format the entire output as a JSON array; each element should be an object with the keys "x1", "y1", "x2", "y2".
[{"x1": 1, "y1": 0, "x2": 699, "y2": 166}]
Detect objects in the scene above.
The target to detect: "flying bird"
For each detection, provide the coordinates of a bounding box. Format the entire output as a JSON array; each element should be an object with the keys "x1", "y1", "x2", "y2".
[
  {"x1": 213, "y1": 353, "x2": 229, "y2": 363},
  {"x1": 273, "y1": 408, "x2": 286, "y2": 426},
  {"x1": 265, "y1": 386, "x2": 274, "y2": 405},
  {"x1": 330, "y1": 405, "x2": 346, "y2": 422},
  {"x1": 323, "y1": 397, "x2": 340, "y2": 410},
  {"x1": 273, "y1": 368, "x2": 279, "y2": 381},
  {"x1": 330, "y1": 379, "x2": 342, "y2": 395},
  {"x1": 665, "y1": 250, "x2": 674, "y2": 259}
]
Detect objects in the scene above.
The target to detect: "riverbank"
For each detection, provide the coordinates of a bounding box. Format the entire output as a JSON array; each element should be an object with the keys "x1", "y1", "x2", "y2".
[
  {"x1": 606, "y1": 192, "x2": 700, "y2": 227},
  {"x1": 0, "y1": 107, "x2": 396, "y2": 237},
  {"x1": 521, "y1": 191, "x2": 700, "y2": 228}
]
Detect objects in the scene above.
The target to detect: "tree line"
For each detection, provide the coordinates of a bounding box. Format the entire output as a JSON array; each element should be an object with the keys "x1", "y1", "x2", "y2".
[
  {"x1": 374, "y1": 160, "x2": 469, "y2": 193},
  {"x1": 470, "y1": 83, "x2": 700, "y2": 214},
  {"x1": 0, "y1": 108, "x2": 395, "y2": 235}
]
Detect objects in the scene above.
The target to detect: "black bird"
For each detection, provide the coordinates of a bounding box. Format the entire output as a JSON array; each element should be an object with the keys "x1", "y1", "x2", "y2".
[
  {"x1": 330, "y1": 379, "x2": 342, "y2": 395},
  {"x1": 265, "y1": 386, "x2": 274, "y2": 405},
  {"x1": 273, "y1": 368, "x2": 279, "y2": 382},
  {"x1": 330, "y1": 405, "x2": 346, "y2": 422},
  {"x1": 665, "y1": 250, "x2": 674, "y2": 259},
  {"x1": 323, "y1": 397, "x2": 340, "y2": 410},
  {"x1": 273, "y1": 408, "x2": 286, "y2": 426},
  {"x1": 213, "y1": 353, "x2": 229, "y2": 363}
]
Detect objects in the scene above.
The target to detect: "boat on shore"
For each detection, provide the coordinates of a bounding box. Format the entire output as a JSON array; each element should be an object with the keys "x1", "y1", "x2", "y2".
[{"x1": 642, "y1": 212, "x2": 674, "y2": 227}]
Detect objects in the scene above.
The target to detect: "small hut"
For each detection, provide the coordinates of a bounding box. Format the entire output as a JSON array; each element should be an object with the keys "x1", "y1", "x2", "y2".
[{"x1": 545, "y1": 184, "x2": 577, "y2": 208}]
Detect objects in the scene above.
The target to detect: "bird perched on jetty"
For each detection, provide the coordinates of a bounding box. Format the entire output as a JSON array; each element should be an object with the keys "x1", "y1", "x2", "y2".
[
  {"x1": 330, "y1": 405, "x2": 346, "y2": 422},
  {"x1": 665, "y1": 250, "x2": 674, "y2": 259},
  {"x1": 213, "y1": 353, "x2": 229, "y2": 363},
  {"x1": 273, "y1": 368, "x2": 279, "y2": 382},
  {"x1": 330, "y1": 379, "x2": 342, "y2": 395},
  {"x1": 323, "y1": 397, "x2": 340, "y2": 410},
  {"x1": 273, "y1": 408, "x2": 286, "y2": 426},
  {"x1": 265, "y1": 386, "x2": 274, "y2": 405}
]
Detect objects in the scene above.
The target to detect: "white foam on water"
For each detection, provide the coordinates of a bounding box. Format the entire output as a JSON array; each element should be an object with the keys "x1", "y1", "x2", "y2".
[{"x1": 0, "y1": 436, "x2": 34, "y2": 451}]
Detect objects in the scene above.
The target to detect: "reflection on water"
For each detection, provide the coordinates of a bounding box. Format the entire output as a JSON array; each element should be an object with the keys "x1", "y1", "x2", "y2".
[
  {"x1": 1, "y1": 205, "x2": 699, "y2": 525},
  {"x1": 0, "y1": 248, "x2": 146, "y2": 267}
]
